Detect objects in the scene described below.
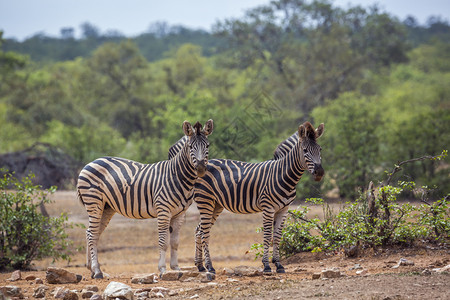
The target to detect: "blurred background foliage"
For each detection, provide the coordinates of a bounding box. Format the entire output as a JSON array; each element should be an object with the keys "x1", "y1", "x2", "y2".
[{"x1": 0, "y1": 0, "x2": 448, "y2": 199}]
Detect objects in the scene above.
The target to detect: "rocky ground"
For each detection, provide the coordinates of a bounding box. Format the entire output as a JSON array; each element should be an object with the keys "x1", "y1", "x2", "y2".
[{"x1": 1, "y1": 192, "x2": 449, "y2": 299}]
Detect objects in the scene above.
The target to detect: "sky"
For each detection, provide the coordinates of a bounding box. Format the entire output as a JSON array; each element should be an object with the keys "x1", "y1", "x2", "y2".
[{"x1": 1, "y1": 0, "x2": 449, "y2": 41}]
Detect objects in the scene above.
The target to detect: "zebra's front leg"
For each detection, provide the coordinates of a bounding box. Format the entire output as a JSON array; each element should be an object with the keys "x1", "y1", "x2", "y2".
[
  {"x1": 262, "y1": 209, "x2": 275, "y2": 274},
  {"x1": 169, "y1": 213, "x2": 185, "y2": 271},
  {"x1": 272, "y1": 206, "x2": 289, "y2": 273},
  {"x1": 157, "y1": 210, "x2": 171, "y2": 274}
]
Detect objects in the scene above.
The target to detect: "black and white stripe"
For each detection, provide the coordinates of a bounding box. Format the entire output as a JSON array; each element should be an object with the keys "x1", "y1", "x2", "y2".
[
  {"x1": 77, "y1": 120, "x2": 213, "y2": 278},
  {"x1": 170, "y1": 121, "x2": 324, "y2": 273}
]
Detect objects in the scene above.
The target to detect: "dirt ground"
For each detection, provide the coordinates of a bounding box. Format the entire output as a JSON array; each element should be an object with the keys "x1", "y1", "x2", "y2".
[{"x1": 1, "y1": 191, "x2": 449, "y2": 299}]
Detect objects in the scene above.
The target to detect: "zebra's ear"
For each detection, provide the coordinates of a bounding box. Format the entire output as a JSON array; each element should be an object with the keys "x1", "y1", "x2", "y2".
[
  {"x1": 183, "y1": 121, "x2": 194, "y2": 137},
  {"x1": 203, "y1": 119, "x2": 214, "y2": 136},
  {"x1": 315, "y1": 123, "x2": 324, "y2": 139},
  {"x1": 298, "y1": 124, "x2": 306, "y2": 141}
]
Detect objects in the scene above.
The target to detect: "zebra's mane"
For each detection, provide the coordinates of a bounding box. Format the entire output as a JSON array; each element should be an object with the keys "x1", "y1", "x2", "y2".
[
  {"x1": 168, "y1": 135, "x2": 188, "y2": 160},
  {"x1": 273, "y1": 131, "x2": 298, "y2": 160}
]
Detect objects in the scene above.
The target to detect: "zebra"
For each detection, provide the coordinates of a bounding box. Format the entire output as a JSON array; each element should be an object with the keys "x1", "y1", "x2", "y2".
[
  {"x1": 77, "y1": 119, "x2": 214, "y2": 278},
  {"x1": 168, "y1": 121, "x2": 324, "y2": 274}
]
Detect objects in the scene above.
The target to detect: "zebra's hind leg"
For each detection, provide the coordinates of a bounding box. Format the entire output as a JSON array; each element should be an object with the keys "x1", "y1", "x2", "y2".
[
  {"x1": 169, "y1": 213, "x2": 186, "y2": 271},
  {"x1": 86, "y1": 204, "x2": 115, "y2": 279},
  {"x1": 201, "y1": 204, "x2": 223, "y2": 273},
  {"x1": 194, "y1": 223, "x2": 206, "y2": 272},
  {"x1": 271, "y1": 206, "x2": 289, "y2": 273}
]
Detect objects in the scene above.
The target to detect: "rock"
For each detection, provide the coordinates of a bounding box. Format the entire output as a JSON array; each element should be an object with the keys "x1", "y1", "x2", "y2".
[
  {"x1": 312, "y1": 273, "x2": 321, "y2": 280},
  {"x1": 355, "y1": 269, "x2": 368, "y2": 276},
  {"x1": 179, "y1": 271, "x2": 201, "y2": 281},
  {"x1": 53, "y1": 287, "x2": 70, "y2": 298},
  {"x1": 90, "y1": 294, "x2": 102, "y2": 300},
  {"x1": 134, "y1": 291, "x2": 148, "y2": 299},
  {"x1": 8, "y1": 270, "x2": 21, "y2": 281},
  {"x1": 131, "y1": 273, "x2": 158, "y2": 284},
  {"x1": 81, "y1": 290, "x2": 94, "y2": 299},
  {"x1": 180, "y1": 266, "x2": 197, "y2": 271},
  {"x1": 233, "y1": 265, "x2": 263, "y2": 277},
  {"x1": 103, "y1": 282, "x2": 133, "y2": 300},
  {"x1": 84, "y1": 285, "x2": 99, "y2": 292},
  {"x1": 422, "y1": 269, "x2": 432, "y2": 276},
  {"x1": 25, "y1": 274, "x2": 37, "y2": 281},
  {"x1": 160, "y1": 271, "x2": 183, "y2": 281},
  {"x1": 437, "y1": 264, "x2": 450, "y2": 273},
  {"x1": 33, "y1": 285, "x2": 49, "y2": 298},
  {"x1": 63, "y1": 290, "x2": 79, "y2": 300},
  {"x1": 46, "y1": 267, "x2": 82, "y2": 284},
  {"x1": 35, "y1": 278, "x2": 44, "y2": 284},
  {"x1": 221, "y1": 268, "x2": 235, "y2": 276},
  {"x1": 168, "y1": 290, "x2": 179, "y2": 296},
  {"x1": 321, "y1": 268, "x2": 341, "y2": 279},
  {"x1": 293, "y1": 267, "x2": 307, "y2": 272},
  {"x1": 226, "y1": 278, "x2": 239, "y2": 282},
  {"x1": 198, "y1": 272, "x2": 215, "y2": 282},
  {"x1": 151, "y1": 287, "x2": 169, "y2": 295},
  {"x1": 189, "y1": 294, "x2": 199, "y2": 299},
  {"x1": 349, "y1": 264, "x2": 363, "y2": 270},
  {"x1": 398, "y1": 258, "x2": 415, "y2": 266},
  {"x1": 0, "y1": 286, "x2": 23, "y2": 298}
]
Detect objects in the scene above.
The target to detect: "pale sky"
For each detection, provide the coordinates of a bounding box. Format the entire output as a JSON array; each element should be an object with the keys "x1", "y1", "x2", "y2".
[{"x1": 1, "y1": 0, "x2": 449, "y2": 41}]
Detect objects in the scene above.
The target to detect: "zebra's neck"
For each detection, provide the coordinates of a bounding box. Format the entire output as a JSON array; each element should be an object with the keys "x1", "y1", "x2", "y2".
[
  {"x1": 276, "y1": 137, "x2": 305, "y2": 188},
  {"x1": 169, "y1": 141, "x2": 198, "y2": 187}
]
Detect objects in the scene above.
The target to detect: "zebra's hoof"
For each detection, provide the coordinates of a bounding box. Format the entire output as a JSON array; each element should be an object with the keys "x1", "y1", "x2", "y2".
[
  {"x1": 275, "y1": 262, "x2": 285, "y2": 273},
  {"x1": 93, "y1": 272, "x2": 103, "y2": 279},
  {"x1": 263, "y1": 265, "x2": 272, "y2": 274},
  {"x1": 197, "y1": 265, "x2": 206, "y2": 272},
  {"x1": 207, "y1": 267, "x2": 216, "y2": 274}
]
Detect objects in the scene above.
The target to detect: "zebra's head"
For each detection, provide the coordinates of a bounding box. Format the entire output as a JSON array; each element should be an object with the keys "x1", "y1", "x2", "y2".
[
  {"x1": 298, "y1": 122, "x2": 324, "y2": 182},
  {"x1": 182, "y1": 119, "x2": 214, "y2": 177}
]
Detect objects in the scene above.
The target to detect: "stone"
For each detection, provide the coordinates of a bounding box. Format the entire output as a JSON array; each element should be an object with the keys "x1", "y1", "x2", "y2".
[
  {"x1": 131, "y1": 273, "x2": 158, "y2": 284},
  {"x1": 312, "y1": 273, "x2": 321, "y2": 280},
  {"x1": 54, "y1": 287, "x2": 70, "y2": 298},
  {"x1": 46, "y1": 267, "x2": 82, "y2": 284},
  {"x1": 321, "y1": 268, "x2": 341, "y2": 279},
  {"x1": 90, "y1": 294, "x2": 102, "y2": 300},
  {"x1": 422, "y1": 269, "x2": 432, "y2": 276},
  {"x1": 437, "y1": 264, "x2": 450, "y2": 273},
  {"x1": 398, "y1": 258, "x2": 414, "y2": 266},
  {"x1": 134, "y1": 291, "x2": 148, "y2": 299},
  {"x1": 83, "y1": 285, "x2": 99, "y2": 293},
  {"x1": 151, "y1": 287, "x2": 169, "y2": 295},
  {"x1": 0, "y1": 286, "x2": 23, "y2": 298},
  {"x1": 35, "y1": 278, "x2": 44, "y2": 284},
  {"x1": 63, "y1": 290, "x2": 79, "y2": 300},
  {"x1": 293, "y1": 267, "x2": 307, "y2": 272},
  {"x1": 103, "y1": 281, "x2": 133, "y2": 300},
  {"x1": 25, "y1": 274, "x2": 37, "y2": 281},
  {"x1": 221, "y1": 268, "x2": 235, "y2": 276},
  {"x1": 33, "y1": 285, "x2": 49, "y2": 298},
  {"x1": 160, "y1": 271, "x2": 183, "y2": 281},
  {"x1": 180, "y1": 266, "x2": 198, "y2": 271},
  {"x1": 233, "y1": 265, "x2": 263, "y2": 277},
  {"x1": 355, "y1": 269, "x2": 368, "y2": 276},
  {"x1": 9, "y1": 270, "x2": 21, "y2": 281},
  {"x1": 198, "y1": 272, "x2": 215, "y2": 282},
  {"x1": 226, "y1": 278, "x2": 239, "y2": 282},
  {"x1": 81, "y1": 290, "x2": 94, "y2": 299},
  {"x1": 179, "y1": 270, "x2": 201, "y2": 281}
]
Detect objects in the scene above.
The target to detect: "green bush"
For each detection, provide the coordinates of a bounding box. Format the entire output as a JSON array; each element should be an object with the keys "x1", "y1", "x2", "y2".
[{"x1": 0, "y1": 170, "x2": 75, "y2": 270}]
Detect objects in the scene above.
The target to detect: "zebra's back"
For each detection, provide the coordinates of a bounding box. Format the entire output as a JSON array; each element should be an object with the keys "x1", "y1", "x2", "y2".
[{"x1": 78, "y1": 156, "x2": 170, "y2": 219}]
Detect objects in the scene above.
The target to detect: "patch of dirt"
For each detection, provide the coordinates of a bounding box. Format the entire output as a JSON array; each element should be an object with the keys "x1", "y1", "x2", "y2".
[{"x1": 1, "y1": 192, "x2": 449, "y2": 299}]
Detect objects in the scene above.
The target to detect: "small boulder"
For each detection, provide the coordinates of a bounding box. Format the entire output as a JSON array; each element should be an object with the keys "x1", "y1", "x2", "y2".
[
  {"x1": 25, "y1": 274, "x2": 37, "y2": 281},
  {"x1": 35, "y1": 278, "x2": 44, "y2": 284},
  {"x1": 131, "y1": 273, "x2": 158, "y2": 284},
  {"x1": 90, "y1": 294, "x2": 102, "y2": 300},
  {"x1": 198, "y1": 272, "x2": 215, "y2": 282},
  {"x1": 312, "y1": 273, "x2": 321, "y2": 280},
  {"x1": 8, "y1": 270, "x2": 21, "y2": 281},
  {"x1": 221, "y1": 268, "x2": 235, "y2": 276},
  {"x1": 160, "y1": 271, "x2": 183, "y2": 281},
  {"x1": 180, "y1": 271, "x2": 201, "y2": 281},
  {"x1": 321, "y1": 268, "x2": 341, "y2": 279},
  {"x1": 103, "y1": 281, "x2": 133, "y2": 300},
  {"x1": 33, "y1": 285, "x2": 49, "y2": 298},
  {"x1": 0, "y1": 286, "x2": 23, "y2": 298},
  {"x1": 46, "y1": 267, "x2": 82, "y2": 284},
  {"x1": 233, "y1": 265, "x2": 263, "y2": 277}
]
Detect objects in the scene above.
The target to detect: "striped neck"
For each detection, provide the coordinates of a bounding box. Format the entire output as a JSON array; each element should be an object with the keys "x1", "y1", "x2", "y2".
[
  {"x1": 277, "y1": 137, "x2": 305, "y2": 187},
  {"x1": 169, "y1": 141, "x2": 198, "y2": 186}
]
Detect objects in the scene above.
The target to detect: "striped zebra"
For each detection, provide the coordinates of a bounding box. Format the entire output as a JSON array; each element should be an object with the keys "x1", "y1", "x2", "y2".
[
  {"x1": 77, "y1": 120, "x2": 213, "y2": 278},
  {"x1": 168, "y1": 121, "x2": 324, "y2": 273}
]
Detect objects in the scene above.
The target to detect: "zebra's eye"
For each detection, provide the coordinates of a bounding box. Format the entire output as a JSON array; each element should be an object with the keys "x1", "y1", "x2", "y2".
[{"x1": 303, "y1": 148, "x2": 308, "y2": 153}]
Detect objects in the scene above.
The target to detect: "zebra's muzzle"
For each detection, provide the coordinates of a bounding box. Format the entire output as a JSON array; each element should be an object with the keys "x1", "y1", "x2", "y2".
[
  {"x1": 313, "y1": 164, "x2": 324, "y2": 181},
  {"x1": 196, "y1": 162, "x2": 207, "y2": 177}
]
